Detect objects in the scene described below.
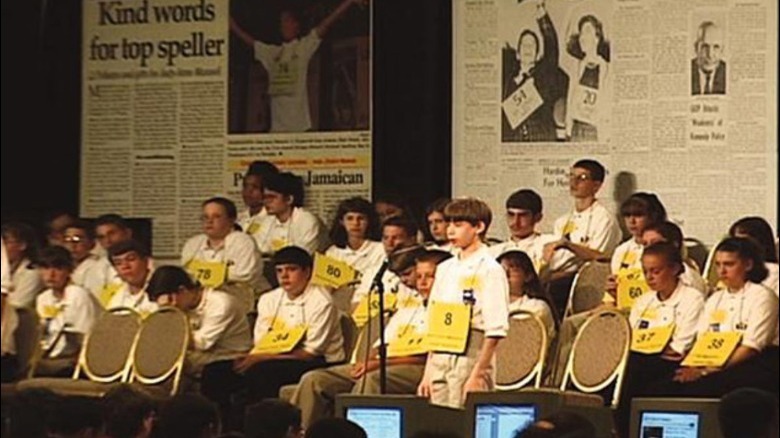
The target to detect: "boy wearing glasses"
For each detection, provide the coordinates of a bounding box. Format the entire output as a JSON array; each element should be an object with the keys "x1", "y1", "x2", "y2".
[
  {"x1": 542, "y1": 159, "x2": 621, "y2": 311},
  {"x1": 63, "y1": 220, "x2": 118, "y2": 302},
  {"x1": 489, "y1": 189, "x2": 556, "y2": 272}
]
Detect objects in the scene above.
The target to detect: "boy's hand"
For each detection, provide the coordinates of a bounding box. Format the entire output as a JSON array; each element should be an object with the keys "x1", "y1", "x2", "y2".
[
  {"x1": 604, "y1": 274, "x2": 618, "y2": 299},
  {"x1": 462, "y1": 374, "x2": 488, "y2": 402},
  {"x1": 673, "y1": 367, "x2": 706, "y2": 383},
  {"x1": 350, "y1": 362, "x2": 367, "y2": 379},
  {"x1": 233, "y1": 354, "x2": 265, "y2": 374},
  {"x1": 417, "y1": 375, "x2": 432, "y2": 398}
]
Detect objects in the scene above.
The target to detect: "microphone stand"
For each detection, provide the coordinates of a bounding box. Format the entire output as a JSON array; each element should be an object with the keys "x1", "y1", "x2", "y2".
[{"x1": 373, "y1": 272, "x2": 388, "y2": 394}]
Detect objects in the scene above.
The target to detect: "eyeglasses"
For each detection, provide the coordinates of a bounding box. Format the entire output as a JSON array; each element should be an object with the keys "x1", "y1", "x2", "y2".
[
  {"x1": 63, "y1": 235, "x2": 85, "y2": 243},
  {"x1": 568, "y1": 173, "x2": 592, "y2": 182}
]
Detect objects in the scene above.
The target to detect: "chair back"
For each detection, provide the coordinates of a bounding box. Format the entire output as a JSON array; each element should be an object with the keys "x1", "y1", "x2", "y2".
[
  {"x1": 702, "y1": 239, "x2": 726, "y2": 291},
  {"x1": 565, "y1": 261, "x2": 610, "y2": 317},
  {"x1": 339, "y1": 311, "x2": 359, "y2": 362},
  {"x1": 76, "y1": 307, "x2": 142, "y2": 383},
  {"x1": 496, "y1": 310, "x2": 547, "y2": 390},
  {"x1": 350, "y1": 313, "x2": 385, "y2": 364},
  {"x1": 130, "y1": 307, "x2": 189, "y2": 396},
  {"x1": 332, "y1": 284, "x2": 356, "y2": 313},
  {"x1": 562, "y1": 309, "x2": 630, "y2": 408},
  {"x1": 13, "y1": 307, "x2": 41, "y2": 379}
]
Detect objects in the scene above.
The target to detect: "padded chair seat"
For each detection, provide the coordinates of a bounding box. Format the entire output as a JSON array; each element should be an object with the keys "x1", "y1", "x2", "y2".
[
  {"x1": 278, "y1": 383, "x2": 298, "y2": 401},
  {"x1": 16, "y1": 378, "x2": 117, "y2": 398},
  {"x1": 519, "y1": 387, "x2": 604, "y2": 407}
]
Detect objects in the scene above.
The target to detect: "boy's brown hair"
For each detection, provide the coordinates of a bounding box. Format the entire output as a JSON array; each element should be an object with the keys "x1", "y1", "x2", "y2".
[{"x1": 443, "y1": 197, "x2": 492, "y2": 238}]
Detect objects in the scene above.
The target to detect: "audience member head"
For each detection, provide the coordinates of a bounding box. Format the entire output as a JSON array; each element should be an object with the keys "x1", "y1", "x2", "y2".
[
  {"x1": 330, "y1": 197, "x2": 381, "y2": 248},
  {"x1": 1, "y1": 221, "x2": 40, "y2": 264},
  {"x1": 714, "y1": 237, "x2": 769, "y2": 288},
  {"x1": 304, "y1": 418, "x2": 366, "y2": 438},
  {"x1": 388, "y1": 244, "x2": 426, "y2": 289},
  {"x1": 515, "y1": 411, "x2": 595, "y2": 438},
  {"x1": 728, "y1": 216, "x2": 778, "y2": 263},
  {"x1": 46, "y1": 212, "x2": 76, "y2": 247},
  {"x1": 243, "y1": 160, "x2": 279, "y2": 214},
  {"x1": 642, "y1": 221, "x2": 684, "y2": 249},
  {"x1": 718, "y1": 388, "x2": 778, "y2": 438},
  {"x1": 201, "y1": 197, "x2": 238, "y2": 240},
  {"x1": 37, "y1": 246, "x2": 74, "y2": 291},
  {"x1": 157, "y1": 394, "x2": 220, "y2": 438},
  {"x1": 145, "y1": 265, "x2": 201, "y2": 309},
  {"x1": 373, "y1": 191, "x2": 411, "y2": 223},
  {"x1": 424, "y1": 198, "x2": 451, "y2": 244},
  {"x1": 497, "y1": 250, "x2": 545, "y2": 301},
  {"x1": 504, "y1": 189, "x2": 543, "y2": 241},
  {"x1": 264, "y1": 172, "x2": 305, "y2": 218},
  {"x1": 244, "y1": 399, "x2": 303, "y2": 438},
  {"x1": 108, "y1": 240, "x2": 151, "y2": 288},
  {"x1": 94, "y1": 214, "x2": 133, "y2": 250},
  {"x1": 47, "y1": 395, "x2": 103, "y2": 438},
  {"x1": 102, "y1": 384, "x2": 156, "y2": 438},
  {"x1": 63, "y1": 219, "x2": 96, "y2": 263},
  {"x1": 10, "y1": 388, "x2": 60, "y2": 438}
]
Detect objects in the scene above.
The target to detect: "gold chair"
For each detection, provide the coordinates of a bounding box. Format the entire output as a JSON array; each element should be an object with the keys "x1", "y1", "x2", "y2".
[
  {"x1": 564, "y1": 261, "x2": 610, "y2": 317},
  {"x1": 16, "y1": 308, "x2": 142, "y2": 397},
  {"x1": 496, "y1": 310, "x2": 548, "y2": 391},
  {"x1": 129, "y1": 306, "x2": 189, "y2": 397},
  {"x1": 702, "y1": 238, "x2": 726, "y2": 291}
]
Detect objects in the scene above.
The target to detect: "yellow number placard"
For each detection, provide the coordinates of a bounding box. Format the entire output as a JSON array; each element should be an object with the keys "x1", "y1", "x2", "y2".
[
  {"x1": 39, "y1": 304, "x2": 61, "y2": 320},
  {"x1": 246, "y1": 222, "x2": 262, "y2": 235},
  {"x1": 681, "y1": 331, "x2": 742, "y2": 367},
  {"x1": 617, "y1": 268, "x2": 649, "y2": 309},
  {"x1": 426, "y1": 301, "x2": 471, "y2": 354},
  {"x1": 312, "y1": 253, "x2": 358, "y2": 288},
  {"x1": 562, "y1": 220, "x2": 577, "y2": 236},
  {"x1": 186, "y1": 259, "x2": 228, "y2": 288},
  {"x1": 352, "y1": 293, "x2": 397, "y2": 327},
  {"x1": 271, "y1": 238, "x2": 290, "y2": 252},
  {"x1": 631, "y1": 324, "x2": 675, "y2": 354},
  {"x1": 99, "y1": 283, "x2": 123, "y2": 308},
  {"x1": 387, "y1": 326, "x2": 427, "y2": 358},
  {"x1": 252, "y1": 326, "x2": 307, "y2": 355}
]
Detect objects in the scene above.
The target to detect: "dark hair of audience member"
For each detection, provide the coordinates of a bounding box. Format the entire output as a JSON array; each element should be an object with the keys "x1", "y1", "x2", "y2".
[
  {"x1": 47, "y1": 395, "x2": 103, "y2": 438},
  {"x1": 244, "y1": 399, "x2": 302, "y2": 438},
  {"x1": 329, "y1": 197, "x2": 382, "y2": 247},
  {"x1": 304, "y1": 418, "x2": 367, "y2": 438},
  {"x1": 728, "y1": 216, "x2": 779, "y2": 263},
  {"x1": 102, "y1": 384, "x2": 156, "y2": 438},
  {"x1": 157, "y1": 394, "x2": 220, "y2": 438},
  {"x1": 718, "y1": 388, "x2": 779, "y2": 438},
  {"x1": 515, "y1": 411, "x2": 596, "y2": 438}
]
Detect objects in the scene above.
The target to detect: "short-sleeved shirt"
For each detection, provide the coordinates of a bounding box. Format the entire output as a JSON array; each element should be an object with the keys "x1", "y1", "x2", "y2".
[
  {"x1": 489, "y1": 233, "x2": 558, "y2": 272},
  {"x1": 375, "y1": 298, "x2": 428, "y2": 350},
  {"x1": 6, "y1": 258, "x2": 45, "y2": 309},
  {"x1": 508, "y1": 295, "x2": 557, "y2": 342},
  {"x1": 610, "y1": 238, "x2": 644, "y2": 275},
  {"x1": 187, "y1": 289, "x2": 253, "y2": 371},
  {"x1": 254, "y1": 208, "x2": 326, "y2": 256},
  {"x1": 71, "y1": 255, "x2": 118, "y2": 300},
  {"x1": 36, "y1": 285, "x2": 103, "y2": 358},
  {"x1": 549, "y1": 200, "x2": 622, "y2": 273},
  {"x1": 238, "y1": 208, "x2": 269, "y2": 249},
  {"x1": 428, "y1": 245, "x2": 510, "y2": 338},
  {"x1": 253, "y1": 31, "x2": 321, "y2": 132},
  {"x1": 254, "y1": 283, "x2": 345, "y2": 363},
  {"x1": 697, "y1": 281, "x2": 779, "y2": 351},
  {"x1": 106, "y1": 282, "x2": 158, "y2": 316},
  {"x1": 325, "y1": 240, "x2": 386, "y2": 277},
  {"x1": 629, "y1": 283, "x2": 705, "y2": 355}
]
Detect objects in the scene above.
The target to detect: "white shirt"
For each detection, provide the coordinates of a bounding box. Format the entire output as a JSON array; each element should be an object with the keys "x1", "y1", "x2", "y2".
[
  {"x1": 106, "y1": 282, "x2": 159, "y2": 315},
  {"x1": 1, "y1": 297, "x2": 18, "y2": 356},
  {"x1": 325, "y1": 240, "x2": 385, "y2": 277},
  {"x1": 254, "y1": 283, "x2": 344, "y2": 363},
  {"x1": 36, "y1": 285, "x2": 103, "y2": 358},
  {"x1": 377, "y1": 298, "x2": 428, "y2": 350},
  {"x1": 489, "y1": 233, "x2": 558, "y2": 272},
  {"x1": 255, "y1": 207, "x2": 326, "y2": 255},
  {"x1": 1, "y1": 238, "x2": 10, "y2": 294},
  {"x1": 428, "y1": 245, "x2": 510, "y2": 338},
  {"x1": 630, "y1": 283, "x2": 705, "y2": 355},
  {"x1": 697, "y1": 281, "x2": 779, "y2": 351},
  {"x1": 681, "y1": 263, "x2": 707, "y2": 295},
  {"x1": 550, "y1": 200, "x2": 622, "y2": 273},
  {"x1": 181, "y1": 230, "x2": 267, "y2": 310},
  {"x1": 350, "y1": 261, "x2": 419, "y2": 311},
  {"x1": 7, "y1": 258, "x2": 45, "y2": 309},
  {"x1": 610, "y1": 238, "x2": 644, "y2": 274},
  {"x1": 238, "y1": 208, "x2": 269, "y2": 249},
  {"x1": 253, "y1": 31, "x2": 321, "y2": 132},
  {"x1": 71, "y1": 254, "x2": 117, "y2": 300},
  {"x1": 508, "y1": 295, "x2": 557, "y2": 342},
  {"x1": 187, "y1": 289, "x2": 253, "y2": 372},
  {"x1": 763, "y1": 262, "x2": 778, "y2": 297}
]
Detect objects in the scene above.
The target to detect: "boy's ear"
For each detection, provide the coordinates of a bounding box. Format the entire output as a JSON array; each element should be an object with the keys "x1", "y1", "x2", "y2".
[{"x1": 475, "y1": 221, "x2": 487, "y2": 235}]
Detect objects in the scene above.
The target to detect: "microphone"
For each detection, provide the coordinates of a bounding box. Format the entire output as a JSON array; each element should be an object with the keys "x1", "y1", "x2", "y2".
[{"x1": 371, "y1": 259, "x2": 390, "y2": 292}]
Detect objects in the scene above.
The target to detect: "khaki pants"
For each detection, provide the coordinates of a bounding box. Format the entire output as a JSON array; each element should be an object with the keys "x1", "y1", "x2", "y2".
[
  {"x1": 292, "y1": 362, "x2": 425, "y2": 428},
  {"x1": 428, "y1": 330, "x2": 493, "y2": 408}
]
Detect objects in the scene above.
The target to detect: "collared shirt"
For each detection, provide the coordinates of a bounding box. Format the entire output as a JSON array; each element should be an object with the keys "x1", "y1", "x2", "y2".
[
  {"x1": 610, "y1": 238, "x2": 644, "y2": 275},
  {"x1": 7, "y1": 258, "x2": 45, "y2": 309},
  {"x1": 681, "y1": 263, "x2": 707, "y2": 294},
  {"x1": 254, "y1": 31, "x2": 321, "y2": 132},
  {"x1": 181, "y1": 230, "x2": 267, "y2": 309},
  {"x1": 255, "y1": 207, "x2": 326, "y2": 255},
  {"x1": 325, "y1": 240, "x2": 386, "y2": 277},
  {"x1": 549, "y1": 200, "x2": 622, "y2": 273},
  {"x1": 764, "y1": 262, "x2": 778, "y2": 297},
  {"x1": 106, "y1": 282, "x2": 158, "y2": 315},
  {"x1": 238, "y1": 207, "x2": 269, "y2": 248},
  {"x1": 350, "y1": 260, "x2": 418, "y2": 310},
  {"x1": 428, "y1": 245, "x2": 510, "y2": 338},
  {"x1": 630, "y1": 283, "x2": 705, "y2": 355},
  {"x1": 1, "y1": 238, "x2": 10, "y2": 294},
  {"x1": 71, "y1": 254, "x2": 118, "y2": 300},
  {"x1": 375, "y1": 297, "x2": 428, "y2": 350},
  {"x1": 187, "y1": 289, "x2": 253, "y2": 372},
  {"x1": 489, "y1": 233, "x2": 558, "y2": 272},
  {"x1": 508, "y1": 295, "x2": 557, "y2": 342},
  {"x1": 255, "y1": 283, "x2": 344, "y2": 363},
  {"x1": 697, "y1": 281, "x2": 779, "y2": 351},
  {"x1": 36, "y1": 285, "x2": 103, "y2": 358}
]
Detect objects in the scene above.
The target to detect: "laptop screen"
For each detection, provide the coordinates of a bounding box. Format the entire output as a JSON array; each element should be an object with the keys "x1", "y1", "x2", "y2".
[
  {"x1": 474, "y1": 403, "x2": 537, "y2": 438},
  {"x1": 346, "y1": 406, "x2": 403, "y2": 438},
  {"x1": 639, "y1": 411, "x2": 700, "y2": 438}
]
